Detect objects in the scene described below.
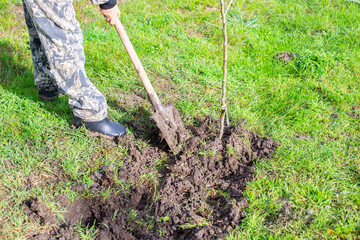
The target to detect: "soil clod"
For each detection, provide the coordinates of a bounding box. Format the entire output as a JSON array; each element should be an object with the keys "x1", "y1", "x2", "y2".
[
  {"x1": 273, "y1": 52, "x2": 295, "y2": 63},
  {"x1": 21, "y1": 198, "x2": 57, "y2": 225}
]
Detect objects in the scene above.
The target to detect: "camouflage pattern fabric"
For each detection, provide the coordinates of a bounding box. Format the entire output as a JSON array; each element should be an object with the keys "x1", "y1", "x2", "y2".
[{"x1": 22, "y1": 0, "x2": 109, "y2": 122}]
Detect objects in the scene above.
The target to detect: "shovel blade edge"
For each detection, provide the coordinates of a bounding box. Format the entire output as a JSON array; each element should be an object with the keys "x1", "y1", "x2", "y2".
[{"x1": 151, "y1": 103, "x2": 189, "y2": 153}]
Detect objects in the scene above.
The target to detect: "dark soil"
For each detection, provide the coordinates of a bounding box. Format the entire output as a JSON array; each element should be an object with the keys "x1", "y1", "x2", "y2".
[
  {"x1": 24, "y1": 118, "x2": 279, "y2": 240},
  {"x1": 273, "y1": 52, "x2": 295, "y2": 63},
  {"x1": 294, "y1": 134, "x2": 313, "y2": 140}
]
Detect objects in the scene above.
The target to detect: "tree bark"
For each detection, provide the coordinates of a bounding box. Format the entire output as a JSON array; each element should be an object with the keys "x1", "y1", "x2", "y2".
[{"x1": 219, "y1": 0, "x2": 228, "y2": 139}]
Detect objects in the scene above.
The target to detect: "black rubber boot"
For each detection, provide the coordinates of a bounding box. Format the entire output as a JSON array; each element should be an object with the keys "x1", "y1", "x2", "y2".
[
  {"x1": 72, "y1": 117, "x2": 127, "y2": 139},
  {"x1": 38, "y1": 86, "x2": 59, "y2": 101}
]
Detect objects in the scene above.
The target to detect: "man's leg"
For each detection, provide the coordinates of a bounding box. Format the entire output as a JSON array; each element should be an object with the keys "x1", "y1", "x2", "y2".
[
  {"x1": 23, "y1": 1, "x2": 59, "y2": 101},
  {"x1": 23, "y1": 0, "x2": 126, "y2": 136},
  {"x1": 23, "y1": 0, "x2": 107, "y2": 122}
]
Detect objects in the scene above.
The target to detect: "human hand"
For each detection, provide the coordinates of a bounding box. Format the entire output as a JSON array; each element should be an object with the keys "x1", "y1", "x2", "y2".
[{"x1": 100, "y1": 4, "x2": 120, "y2": 26}]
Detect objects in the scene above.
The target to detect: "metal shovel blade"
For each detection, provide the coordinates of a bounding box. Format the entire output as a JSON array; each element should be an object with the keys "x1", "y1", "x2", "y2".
[{"x1": 151, "y1": 103, "x2": 189, "y2": 153}]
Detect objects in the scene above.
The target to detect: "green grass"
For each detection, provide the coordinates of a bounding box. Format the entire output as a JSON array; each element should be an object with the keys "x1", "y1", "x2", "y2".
[{"x1": 1, "y1": 0, "x2": 360, "y2": 239}]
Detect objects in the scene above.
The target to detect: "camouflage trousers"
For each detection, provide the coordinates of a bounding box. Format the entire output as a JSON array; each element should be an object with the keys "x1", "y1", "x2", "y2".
[{"x1": 22, "y1": 0, "x2": 108, "y2": 122}]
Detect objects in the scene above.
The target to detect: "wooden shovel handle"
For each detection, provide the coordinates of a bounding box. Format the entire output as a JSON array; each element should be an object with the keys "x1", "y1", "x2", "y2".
[{"x1": 114, "y1": 18, "x2": 163, "y2": 110}]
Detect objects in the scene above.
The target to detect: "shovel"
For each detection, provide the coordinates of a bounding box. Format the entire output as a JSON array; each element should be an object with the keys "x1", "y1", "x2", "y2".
[{"x1": 114, "y1": 18, "x2": 188, "y2": 153}]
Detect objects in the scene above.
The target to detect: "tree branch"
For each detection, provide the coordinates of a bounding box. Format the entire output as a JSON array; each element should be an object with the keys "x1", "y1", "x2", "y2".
[
  {"x1": 225, "y1": 0, "x2": 234, "y2": 15},
  {"x1": 345, "y1": 0, "x2": 360, "y2": 3},
  {"x1": 219, "y1": 0, "x2": 228, "y2": 139},
  {"x1": 205, "y1": 21, "x2": 222, "y2": 31}
]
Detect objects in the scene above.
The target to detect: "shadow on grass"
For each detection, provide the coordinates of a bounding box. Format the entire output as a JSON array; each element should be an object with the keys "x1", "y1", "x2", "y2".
[
  {"x1": 0, "y1": 40, "x2": 168, "y2": 146},
  {"x1": 0, "y1": 40, "x2": 72, "y2": 122},
  {"x1": 106, "y1": 96, "x2": 169, "y2": 149}
]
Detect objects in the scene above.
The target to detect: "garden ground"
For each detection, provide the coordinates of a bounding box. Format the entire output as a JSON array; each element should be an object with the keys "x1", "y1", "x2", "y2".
[{"x1": 0, "y1": 0, "x2": 360, "y2": 239}]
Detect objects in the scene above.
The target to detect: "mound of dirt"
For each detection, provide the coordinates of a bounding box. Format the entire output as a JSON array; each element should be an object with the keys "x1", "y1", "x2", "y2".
[
  {"x1": 25, "y1": 118, "x2": 279, "y2": 240},
  {"x1": 273, "y1": 52, "x2": 295, "y2": 63}
]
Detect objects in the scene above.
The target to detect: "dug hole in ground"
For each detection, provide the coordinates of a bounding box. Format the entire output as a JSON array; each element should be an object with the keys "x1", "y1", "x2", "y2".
[{"x1": 22, "y1": 117, "x2": 279, "y2": 240}]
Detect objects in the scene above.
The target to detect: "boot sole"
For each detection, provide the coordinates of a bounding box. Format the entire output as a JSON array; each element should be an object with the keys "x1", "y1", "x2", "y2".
[
  {"x1": 71, "y1": 123, "x2": 124, "y2": 141},
  {"x1": 89, "y1": 131, "x2": 116, "y2": 141}
]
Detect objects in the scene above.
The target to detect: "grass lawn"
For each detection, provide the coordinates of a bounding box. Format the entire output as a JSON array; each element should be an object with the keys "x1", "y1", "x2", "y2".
[{"x1": 1, "y1": 0, "x2": 360, "y2": 239}]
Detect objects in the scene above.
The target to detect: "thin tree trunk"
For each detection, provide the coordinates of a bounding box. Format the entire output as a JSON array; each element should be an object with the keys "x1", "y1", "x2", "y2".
[{"x1": 219, "y1": 0, "x2": 227, "y2": 139}]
